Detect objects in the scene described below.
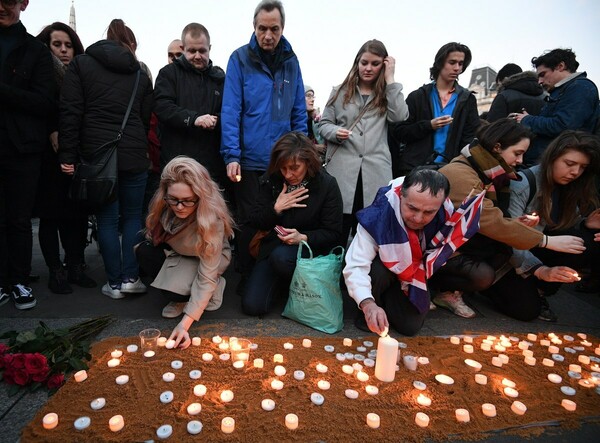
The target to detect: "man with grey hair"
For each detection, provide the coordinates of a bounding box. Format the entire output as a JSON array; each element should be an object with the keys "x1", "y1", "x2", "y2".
[{"x1": 221, "y1": 0, "x2": 307, "y2": 293}]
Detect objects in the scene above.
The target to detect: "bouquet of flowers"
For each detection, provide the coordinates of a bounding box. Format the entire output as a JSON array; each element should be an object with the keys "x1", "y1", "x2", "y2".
[{"x1": 0, "y1": 315, "x2": 114, "y2": 396}]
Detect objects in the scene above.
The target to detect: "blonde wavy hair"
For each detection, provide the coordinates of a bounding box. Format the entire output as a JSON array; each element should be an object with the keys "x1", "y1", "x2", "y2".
[{"x1": 145, "y1": 156, "x2": 234, "y2": 258}]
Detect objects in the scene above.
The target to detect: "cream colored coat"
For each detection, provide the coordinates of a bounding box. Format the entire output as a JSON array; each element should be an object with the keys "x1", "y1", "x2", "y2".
[
  {"x1": 319, "y1": 82, "x2": 408, "y2": 213},
  {"x1": 151, "y1": 221, "x2": 231, "y2": 321}
]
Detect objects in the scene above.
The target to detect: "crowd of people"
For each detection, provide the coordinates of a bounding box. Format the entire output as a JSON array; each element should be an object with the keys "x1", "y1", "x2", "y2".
[{"x1": 1, "y1": 0, "x2": 599, "y2": 344}]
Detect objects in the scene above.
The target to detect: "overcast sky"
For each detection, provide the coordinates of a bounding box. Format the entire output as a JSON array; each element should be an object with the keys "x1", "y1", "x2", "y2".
[{"x1": 22, "y1": 0, "x2": 600, "y2": 111}]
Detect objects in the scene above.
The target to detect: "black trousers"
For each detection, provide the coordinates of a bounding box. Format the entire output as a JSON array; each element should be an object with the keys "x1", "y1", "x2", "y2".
[{"x1": 38, "y1": 216, "x2": 88, "y2": 270}]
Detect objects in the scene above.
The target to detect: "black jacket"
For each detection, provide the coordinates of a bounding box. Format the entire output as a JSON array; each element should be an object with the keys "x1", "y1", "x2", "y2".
[
  {"x1": 249, "y1": 170, "x2": 343, "y2": 260},
  {"x1": 0, "y1": 22, "x2": 56, "y2": 154},
  {"x1": 487, "y1": 72, "x2": 545, "y2": 122},
  {"x1": 391, "y1": 82, "x2": 479, "y2": 171},
  {"x1": 58, "y1": 40, "x2": 153, "y2": 173},
  {"x1": 153, "y1": 56, "x2": 225, "y2": 183}
]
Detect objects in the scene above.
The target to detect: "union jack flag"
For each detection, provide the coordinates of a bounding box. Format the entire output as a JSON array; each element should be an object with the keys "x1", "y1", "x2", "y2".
[{"x1": 356, "y1": 177, "x2": 485, "y2": 314}]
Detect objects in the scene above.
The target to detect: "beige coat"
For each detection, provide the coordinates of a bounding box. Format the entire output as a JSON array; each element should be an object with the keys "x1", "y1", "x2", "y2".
[
  {"x1": 151, "y1": 221, "x2": 231, "y2": 321},
  {"x1": 319, "y1": 83, "x2": 408, "y2": 213}
]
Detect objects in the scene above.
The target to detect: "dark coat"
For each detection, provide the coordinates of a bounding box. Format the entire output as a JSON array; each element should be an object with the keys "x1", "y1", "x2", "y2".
[
  {"x1": 249, "y1": 170, "x2": 343, "y2": 260},
  {"x1": 58, "y1": 40, "x2": 153, "y2": 173},
  {"x1": 0, "y1": 22, "x2": 56, "y2": 154},
  {"x1": 154, "y1": 56, "x2": 226, "y2": 184},
  {"x1": 391, "y1": 82, "x2": 480, "y2": 172},
  {"x1": 487, "y1": 72, "x2": 545, "y2": 122}
]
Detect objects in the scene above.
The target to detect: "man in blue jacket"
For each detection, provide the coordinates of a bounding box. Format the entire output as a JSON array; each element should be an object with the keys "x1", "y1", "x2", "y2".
[
  {"x1": 515, "y1": 48, "x2": 599, "y2": 165},
  {"x1": 220, "y1": 0, "x2": 307, "y2": 292}
]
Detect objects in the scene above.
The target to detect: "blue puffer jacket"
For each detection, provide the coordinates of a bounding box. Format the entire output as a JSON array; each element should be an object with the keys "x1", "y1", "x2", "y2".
[{"x1": 220, "y1": 34, "x2": 307, "y2": 171}]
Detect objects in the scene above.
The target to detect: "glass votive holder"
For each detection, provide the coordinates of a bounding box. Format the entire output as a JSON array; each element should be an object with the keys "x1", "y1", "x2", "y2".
[
  {"x1": 230, "y1": 338, "x2": 252, "y2": 368},
  {"x1": 139, "y1": 328, "x2": 161, "y2": 351}
]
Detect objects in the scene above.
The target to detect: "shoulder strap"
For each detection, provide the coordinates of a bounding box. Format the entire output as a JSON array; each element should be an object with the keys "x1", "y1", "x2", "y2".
[
  {"x1": 522, "y1": 168, "x2": 537, "y2": 207},
  {"x1": 117, "y1": 69, "x2": 141, "y2": 140}
]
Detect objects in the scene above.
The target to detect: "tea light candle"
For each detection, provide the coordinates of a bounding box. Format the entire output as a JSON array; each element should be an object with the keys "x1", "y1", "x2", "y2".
[
  {"x1": 317, "y1": 380, "x2": 331, "y2": 390},
  {"x1": 561, "y1": 399, "x2": 577, "y2": 411},
  {"x1": 462, "y1": 344, "x2": 474, "y2": 354},
  {"x1": 568, "y1": 370, "x2": 582, "y2": 380},
  {"x1": 356, "y1": 371, "x2": 369, "y2": 382},
  {"x1": 581, "y1": 340, "x2": 592, "y2": 347},
  {"x1": 187, "y1": 421, "x2": 202, "y2": 435},
  {"x1": 294, "y1": 370, "x2": 305, "y2": 381},
  {"x1": 522, "y1": 349, "x2": 534, "y2": 357},
  {"x1": 221, "y1": 417, "x2": 235, "y2": 433},
  {"x1": 302, "y1": 338, "x2": 312, "y2": 348},
  {"x1": 357, "y1": 346, "x2": 367, "y2": 353},
  {"x1": 548, "y1": 345, "x2": 559, "y2": 354},
  {"x1": 111, "y1": 349, "x2": 123, "y2": 358},
  {"x1": 504, "y1": 387, "x2": 519, "y2": 398},
  {"x1": 219, "y1": 353, "x2": 230, "y2": 361},
  {"x1": 157, "y1": 337, "x2": 167, "y2": 346},
  {"x1": 403, "y1": 355, "x2": 418, "y2": 371},
  {"x1": 492, "y1": 357, "x2": 503, "y2": 367},
  {"x1": 463, "y1": 336, "x2": 473, "y2": 344},
  {"x1": 283, "y1": 342, "x2": 294, "y2": 350},
  {"x1": 191, "y1": 337, "x2": 201, "y2": 346},
  {"x1": 366, "y1": 412, "x2": 380, "y2": 429},
  {"x1": 552, "y1": 354, "x2": 564, "y2": 362},
  {"x1": 540, "y1": 339, "x2": 551, "y2": 347},
  {"x1": 499, "y1": 354, "x2": 509, "y2": 364},
  {"x1": 316, "y1": 363, "x2": 328, "y2": 373},
  {"x1": 189, "y1": 369, "x2": 201, "y2": 380},
  {"x1": 375, "y1": 334, "x2": 399, "y2": 382},
  {"x1": 363, "y1": 340, "x2": 373, "y2": 347},
  {"x1": 193, "y1": 384, "x2": 207, "y2": 397},
  {"x1": 577, "y1": 332, "x2": 587, "y2": 340},
  {"x1": 271, "y1": 379, "x2": 284, "y2": 390},
  {"x1": 107, "y1": 358, "x2": 120, "y2": 368},
  {"x1": 494, "y1": 344, "x2": 505, "y2": 352},
  {"x1": 43, "y1": 413, "x2": 58, "y2": 430},
  {"x1": 416, "y1": 393, "x2": 431, "y2": 406},
  {"x1": 435, "y1": 374, "x2": 455, "y2": 385},
  {"x1": 527, "y1": 333, "x2": 538, "y2": 341},
  {"x1": 415, "y1": 412, "x2": 430, "y2": 428},
  {"x1": 74, "y1": 370, "x2": 88, "y2": 382},
  {"x1": 212, "y1": 335, "x2": 222, "y2": 344},
  {"x1": 144, "y1": 350, "x2": 155, "y2": 358},
  {"x1": 156, "y1": 424, "x2": 173, "y2": 439},
  {"x1": 547, "y1": 373, "x2": 562, "y2": 384},
  {"x1": 455, "y1": 409, "x2": 470, "y2": 423},
  {"x1": 165, "y1": 339, "x2": 176, "y2": 350},
  {"x1": 542, "y1": 358, "x2": 554, "y2": 367},
  {"x1": 336, "y1": 353, "x2": 346, "y2": 362},
  {"x1": 482, "y1": 403, "x2": 496, "y2": 417},
  {"x1": 250, "y1": 343, "x2": 258, "y2": 350},
  {"x1": 569, "y1": 364, "x2": 582, "y2": 373},
  {"x1": 413, "y1": 380, "x2": 427, "y2": 390},
  {"x1": 115, "y1": 375, "x2": 129, "y2": 385},
  {"x1": 273, "y1": 354, "x2": 284, "y2": 363},
  {"x1": 579, "y1": 379, "x2": 594, "y2": 388},
  {"x1": 187, "y1": 403, "x2": 202, "y2": 415},
  {"x1": 160, "y1": 391, "x2": 174, "y2": 404},
  {"x1": 342, "y1": 337, "x2": 352, "y2": 346},
  {"x1": 345, "y1": 352, "x2": 354, "y2": 360},
  {"x1": 364, "y1": 358, "x2": 375, "y2": 367},
  {"x1": 253, "y1": 358, "x2": 264, "y2": 368},
  {"x1": 475, "y1": 374, "x2": 487, "y2": 385},
  {"x1": 324, "y1": 345, "x2": 335, "y2": 352},
  {"x1": 126, "y1": 344, "x2": 138, "y2": 353},
  {"x1": 218, "y1": 342, "x2": 229, "y2": 351},
  {"x1": 481, "y1": 343, "x2": 492, "y2": 352},
  {"x1": 524, "y1": 356, "x2": 536, "y2": 366},
  {"x1": 501, "y1": 378, "x2": 515, "y2": 389},
  {"x1": 561, "y1": 386, "x2": 576, "y2": 396},
  {"x1": 342, "y1": 365, "x2": 354, "y2": 375},
  {"x1": 578, "y1": 355, "x2": 591, "y2": 365},
  {"x1": 518, "y1": 341, "x2": 530, "y2": 350},
  {"x1": 511, "y1": 401, "x2": 527, "y2": 415},
  {"x1": 232, "y1": 360, "x2": 244, "y2": 369},
  {"x1": 220, "y1": 390, "x2": 234, "y2": 402},
  {"x1": 464, "y1": 359, "x2": 482, "y2": 371},
  {"x1": 417, "y1": 357, "x2": 430, "y2": 365},
  {"x1": 271, "y1": 365, "x2": 285, "y2": 376},
  {"x1": 74, "y1": 416, "x2": 91, "y2": 431},
  {"x1": 262, "y1": 399, "x2": 276, "y2": 411},
  {"x1": 285, "y1": 413, "x2": 298, "y2": 430},
  {"x1": 162, "y1": 372, "x2": 175, "y2": 382},
  {"x1": 450, "y1": 336, "x2": 460, "y2": 345},
  {"x1": 109, "y1": 415, "x2": 124, "y2": 432},
  {"x1": 310, "y1": 392, "x2": 325, "y2": 406},
  {"x1": 90, "y1": 398, "x2": 106, "y2": 410},
  {"x1": 345, "y1": 389, "x2": 359, "y2": 399},
  {"x1": 365, "y1": 385, "x2": 379, "y2": 395},
  {"x1": 201, "y1": 353, "x2": 213, "y2": 362}
]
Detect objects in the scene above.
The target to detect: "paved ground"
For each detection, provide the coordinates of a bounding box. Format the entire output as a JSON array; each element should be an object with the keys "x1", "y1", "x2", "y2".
[{"x1": 1, "y1": 221, "x2": 599, "y2": 442}]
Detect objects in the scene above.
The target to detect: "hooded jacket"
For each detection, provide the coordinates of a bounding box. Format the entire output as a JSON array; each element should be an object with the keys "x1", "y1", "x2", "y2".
[
  {"x1": 220, "y1": 34, "x2": 307, "y2": 171},
  {"x1": 154, "y1": 56, "x2": 226, "y2": 183},
  {"x1": 487, "y1": 71, "x2": 545, "y2": 122},
  {"x1": 59, "y1": 39, "x2": 153, "y2": 172}
]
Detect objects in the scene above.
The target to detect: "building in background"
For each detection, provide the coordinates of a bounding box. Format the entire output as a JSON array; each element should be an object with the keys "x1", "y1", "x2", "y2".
[
  {"x1": 69, "y1": 1, "x2": 76, "y2": 31},
  {"x1": 469, "y1": 66, "x2": 497, "y2": 115}
]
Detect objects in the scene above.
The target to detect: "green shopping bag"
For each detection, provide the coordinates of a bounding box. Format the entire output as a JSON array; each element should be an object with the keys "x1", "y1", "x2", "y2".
[{"x1": 282, "y1": 241, "x2": 344, "y2": 334}]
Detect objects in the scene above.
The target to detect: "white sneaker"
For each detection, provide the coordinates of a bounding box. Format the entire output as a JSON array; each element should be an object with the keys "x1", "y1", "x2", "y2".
[
  {"x1": 205, "y1": 277, "x2": 225, "y2": 311},
  {"x1": 102, "y1": 282, "x2": 124, "y2": 299},
  {"x1": 0, "y1": 287, "x2": 10, "y2": 307},
  {"x1": 120, "y1": 277, "x2": 147, "y2": 294},
  {"x1": 432, "y1": 291, "x2": 476, "y2": 318},
  {"x1": 162, "y1": 301, "x2": 186, "y2": 318}
]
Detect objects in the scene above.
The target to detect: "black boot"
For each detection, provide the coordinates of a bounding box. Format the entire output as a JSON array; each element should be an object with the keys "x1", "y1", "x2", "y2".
[
  {"x1": 48, "y1": 268, "x2": 73, "y2": 294},
  {"x1": 68, "y1": 264, "x2": 97, "y2": 288}
]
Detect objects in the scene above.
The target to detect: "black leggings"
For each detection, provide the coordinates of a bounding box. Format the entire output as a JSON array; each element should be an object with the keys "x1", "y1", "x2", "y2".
[
  {"x1": 38, "y1": 217, "x2": 88, "y2": 270},
  {"x1": 341, "y1": 170, "x2": 364, "y2": 247}
]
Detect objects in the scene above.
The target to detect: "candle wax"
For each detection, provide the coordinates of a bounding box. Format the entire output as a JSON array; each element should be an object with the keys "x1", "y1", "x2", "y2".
[
  {"x1": 415, "y1": 412, "x2": 430, "y2": 428},
  {"x1": 285, "y1": 414, "x2": 299, "y2": 430},
  {"x1": 455, "y1": 409, "x2": 470, "y2": 423},
  {"x1": 221, "y1": 417, "x2": 235, "y2": 434},
  {"x1": 156, "y1": 425, "x2": 173, "y2": 439},
  {"x1": 187, "y1": 420, "x2": 203, "y2": 435},
  {"x1": 366, "y1": 413, "x2": 380, "y2": 429},
  {"x1": 109, "y1": 415, "x2": 124, "y2": 432},
  {"x1": 43, "y1": 413, "x2": 58, "y2": 430}
]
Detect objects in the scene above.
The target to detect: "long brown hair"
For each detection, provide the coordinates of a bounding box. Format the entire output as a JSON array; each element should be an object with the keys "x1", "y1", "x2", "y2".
[
  {"x1": 326, "y1": 39, "x2": 388, "y2": 116},
  {"x1": 146, "y1": 157, "x2": 234, "y2": 258},
  {"x1": 537, "y1": 131, "x2": 600, "y2": 230},
  {"x1": 106, "y1": 19, "x2": 136, "y2": 54}
]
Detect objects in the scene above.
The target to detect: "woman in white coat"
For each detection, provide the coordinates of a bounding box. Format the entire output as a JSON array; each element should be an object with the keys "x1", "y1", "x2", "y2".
[{"x1": 319, "y1": 39, "x2": 409, "y2": 244}]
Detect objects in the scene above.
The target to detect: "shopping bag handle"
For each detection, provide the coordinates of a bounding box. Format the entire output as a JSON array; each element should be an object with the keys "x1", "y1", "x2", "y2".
[{"x1": 297, "y1": 240, "x2": 314, "y2": 260}]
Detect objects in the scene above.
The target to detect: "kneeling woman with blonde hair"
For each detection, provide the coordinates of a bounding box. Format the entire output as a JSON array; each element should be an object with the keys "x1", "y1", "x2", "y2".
[{"x1": 136, "y1": 157, "x2": 234, "y2": 348}]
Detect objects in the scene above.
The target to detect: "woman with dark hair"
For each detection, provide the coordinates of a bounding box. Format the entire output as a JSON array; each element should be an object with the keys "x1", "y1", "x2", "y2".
[
  {"x1": 35, "y1": 22, "x2": 95, "y2": 294},
  {"x1": 433, "y1": 119, "x2": 584, "y2": 320},
  {"x1": 59, "y1": 18, "x2": 153, "y2": 299},
  {"x1": 508, "y1": 131, "x2": 600, "y2": 315},
  {"x1": 320, "y1": 39, "x2": 408, "y2": 245},
  {"x1": 242, "y1": 132, "x2": 343, "y2": 316},
  {"x1": 136, "y1": 156, "x2": 234, "y2": 347}
]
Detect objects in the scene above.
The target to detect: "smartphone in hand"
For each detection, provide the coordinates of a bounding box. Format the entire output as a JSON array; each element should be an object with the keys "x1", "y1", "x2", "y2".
[{"x1": 274, "y1": 225, "x2": 290, "y2": 236}]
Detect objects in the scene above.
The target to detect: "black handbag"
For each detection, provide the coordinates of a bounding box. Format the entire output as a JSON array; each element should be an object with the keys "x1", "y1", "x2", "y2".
[{"x1": 69, "y1": 70, "x2": 141, "y2": 212}]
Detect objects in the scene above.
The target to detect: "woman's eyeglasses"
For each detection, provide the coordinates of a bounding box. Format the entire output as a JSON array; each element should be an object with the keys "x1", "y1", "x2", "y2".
[{"x1": 163, "y1": 197, "x2": 198, "y2": 207}]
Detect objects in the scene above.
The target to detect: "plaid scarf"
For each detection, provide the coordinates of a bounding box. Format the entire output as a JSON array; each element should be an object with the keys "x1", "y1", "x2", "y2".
[{"x1": 460, "y1": 143, "x2": 518, "y2": 199}]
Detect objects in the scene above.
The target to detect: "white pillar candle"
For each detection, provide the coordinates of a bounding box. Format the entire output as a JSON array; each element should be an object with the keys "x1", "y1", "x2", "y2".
[
  {"x1": 144, "y1": 350, "x2": 155, "y2": 358},
  {"x1": 511, "y1": 401, "x2": 527, "y2": 415},
  {"x1": 273, "y1": 354, "x2": 284, "y2": 363},
  {"x1": 261, "y1": 399, "x2": 275, "y2": 411},
  {"x1": 285, "y1": 413, "x2": 299, "y2": 430},
  {"x1": 221, "y1": 417, "x2": 235, "y2": 434},
  {"x1": 107, "y1": 358, "x2": 120, "y2": 368},
  {"x1": 416, "y1": 393, "x2": 431, "y2": 406},
  {"x1": 187, "y1": 421, "x2": 202, "y2": 435},
  {"x1": 527, "y1": 333, "x2": 537, "y2": 341},
  {"x1": 193, "y1": 384, "x2": 207, "y2": 397},
  {"x1": 317, "y1": 380, "x2": 330, "y2": 390},
  {"x1": 126, "y1": 344, "x2": 138, "y2": 353},
  {"x1": 43, "y1": 413, "x2": 58, "y2": 430},
  {"x1": 482, "y1": 403, "x2": 496, "y2": 417},
  {"x1": 455, "y1": 409, "x2": 470, "y2": 423},
  {"x1": 74, "y1": 370, "x2": 88, "y2": 382},
  {"x1": 498, "y1": 354, "x2": 509, "y2": 364},
  {"x1": 212, "y1": 335, "x2": 222, "y2": 344},
  {"x1": 302, "y1": 338, "x2": 312, "y2": 348},
  {"x1": 191, "y1": 337, "x2": 201, "y2": 346},
  {"x1": 157, "y1": 337, "x2": 167, "y2": 347},
  {"x1": 74, "y1": 416, "x2": 91, "y2": 431},
  {"x1": 415, "y1": 412, "x2": 430, "y2": 428},
  {"x1": 253, "y1": 358, "x2": 264, "y2": 368},
  {"x1": 366, "y1": 413, "x2": 380, "y2": 429},
  {"x1": 187, "y1": 403, "x2": 202, "y2": 415},
  {"x1": 111, "y1": 349, "x2": 123, "y2": 358},
  {"x1": 450, "y1": 336, "x2": 460, "y2": 345},
  {"x1": 542, "y1": 358, "x2": 554, "y2": 367},
  {"x1": 293, "y1": 370, "x2": 305, "y2": 381},
  {"x1": 90, "y1": 398, "x2": 106, "y2": 410},
  {"x1": 345, "y1": 389, "x2": 359, "y2": 399},
  {"x1": 201, "y1": 353, "x2": 213, "y2": 362},
  {"x1": 491, "y1": 357, "x2": 503, "y2": 367},
  {"x1": 109, "y1": 415, "x2": 124, "y2": 432},
  {"x1": 475, "y1": 374, "x2": 487, "y2": 385},
  {"x1": 220, "y1": 390, "x2": 234, "y2": 402},
  {"x1": 524, "y1": 356, "x2": 536, "y2": 366},
  {"x1": 561, "y1": 399, "x2": 577, "y2": 411},
  {"x1": 316, "y1": 363, "x2": 328, "y2": 373},
  {"x1": 375, "y1": 334, "x2": 399, "y2": 382},
  {"x1": 115, "y1": 375, "x2": 129, "y2": 385},
  {"x1": 403, "y1": 355, "x2": 418, "y2": 372},
  {"x1": 271, "y1": 379, "x2": 284, "y2": 390},
  {"x1": 504, "y1": 387, "x2": 519, "y2": 398},
  {"x1": 435, "y1": 374, "x2": 455, "y2": 385},
  {"x1": 356, "y1": 371, "x2": 369, "y2": 382},
  {"x1": 502, "y1": 378, "x2": 516, "y2": 388},
  {"x1": 547, "y1": 373, "x2": 562, "y2": 384}
]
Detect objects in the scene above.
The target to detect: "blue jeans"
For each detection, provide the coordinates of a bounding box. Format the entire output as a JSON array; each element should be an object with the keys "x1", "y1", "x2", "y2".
[{"x1": 96, "y1": 171, "x2": 146, "y2": 285}]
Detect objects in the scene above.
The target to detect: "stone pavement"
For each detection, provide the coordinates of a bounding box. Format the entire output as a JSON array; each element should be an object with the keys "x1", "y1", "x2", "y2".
[{"x1": 0, "y1": 221, "x2": 599, "y2": 442}]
